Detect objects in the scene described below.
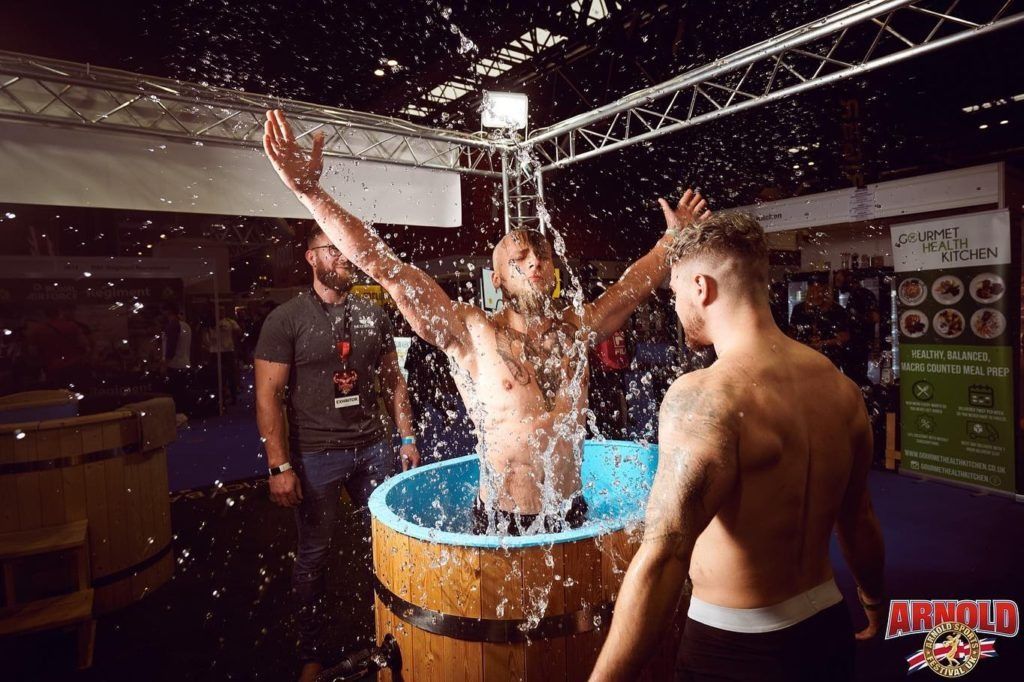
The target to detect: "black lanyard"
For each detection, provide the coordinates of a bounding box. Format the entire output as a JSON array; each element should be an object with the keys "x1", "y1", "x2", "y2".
[{"x1": 312, "y1": 289, "x2": 352, "y2": 369}]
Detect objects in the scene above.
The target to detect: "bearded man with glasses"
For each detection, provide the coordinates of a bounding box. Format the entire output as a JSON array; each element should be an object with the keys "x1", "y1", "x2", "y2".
[{"x1": 254, "y1": 225, "x2": 420, "y2": 682}]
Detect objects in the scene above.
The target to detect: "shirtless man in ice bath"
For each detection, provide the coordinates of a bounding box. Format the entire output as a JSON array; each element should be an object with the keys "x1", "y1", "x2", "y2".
[{"x1": 262, "y1": 109, "x2": 709, "y2": 532}]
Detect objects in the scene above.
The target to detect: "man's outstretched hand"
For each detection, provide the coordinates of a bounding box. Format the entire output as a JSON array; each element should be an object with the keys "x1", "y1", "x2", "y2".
[
  {"x1": 658, "y1": 188, "x2": 710, "y2": 235},
  {"x1": 263, "y1": 109, "x2": 325, "y2": 196}
]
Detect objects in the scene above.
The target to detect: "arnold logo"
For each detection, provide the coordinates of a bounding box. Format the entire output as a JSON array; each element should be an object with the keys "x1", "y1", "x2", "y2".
[{"x1": 886, "y1": 600, "x2": 1018, "y2": 677}]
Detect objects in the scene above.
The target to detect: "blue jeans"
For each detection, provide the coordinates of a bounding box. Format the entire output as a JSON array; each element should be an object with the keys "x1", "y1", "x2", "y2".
[{"x1": 291, "y1": 438, "x2": 395, "y2": 664}]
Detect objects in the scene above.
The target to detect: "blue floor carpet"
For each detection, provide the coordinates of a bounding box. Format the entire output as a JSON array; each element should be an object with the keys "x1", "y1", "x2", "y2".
[{"x1": 167, "y1": 398, "x2": 266, "y2": 492}]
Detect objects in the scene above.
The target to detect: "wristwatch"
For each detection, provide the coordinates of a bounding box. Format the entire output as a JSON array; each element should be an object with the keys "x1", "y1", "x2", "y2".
[{"x1": 268, "y1": 462, "x2": 293, "y2": 476}]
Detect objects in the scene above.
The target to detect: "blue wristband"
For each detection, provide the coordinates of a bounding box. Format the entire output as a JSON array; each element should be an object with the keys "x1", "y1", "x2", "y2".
[{"x1": 401, "y1": 436, "x2": 416, "y2": 446}]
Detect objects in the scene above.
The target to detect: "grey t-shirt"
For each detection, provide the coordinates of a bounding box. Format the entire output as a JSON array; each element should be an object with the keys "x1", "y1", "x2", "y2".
[{"x1": 254, "y1": 290, "x2": 396, "y2": 452}]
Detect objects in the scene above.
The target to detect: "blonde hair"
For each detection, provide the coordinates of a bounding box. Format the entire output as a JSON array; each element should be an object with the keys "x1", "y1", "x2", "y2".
[{"x1": 669, "y1": 212, "x2": 769, "y2": 285}]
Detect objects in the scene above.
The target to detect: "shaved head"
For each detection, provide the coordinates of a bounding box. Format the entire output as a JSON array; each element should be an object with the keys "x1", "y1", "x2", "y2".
[
  {"x1": 491, "y1": 229, "x2": 556, "y2": 315},
  {"x1": 492, "y1": 229, "x2": 553, "y2": 271}
]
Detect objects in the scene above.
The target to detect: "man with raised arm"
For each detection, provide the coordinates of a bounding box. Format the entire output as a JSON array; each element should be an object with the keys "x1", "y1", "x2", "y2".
[
  {"x1": 589, "y1": 212, "x2": 886, "y2": 681},
  {"x1": 262, "y1": 109, "x2": 708, "y2": 534}
]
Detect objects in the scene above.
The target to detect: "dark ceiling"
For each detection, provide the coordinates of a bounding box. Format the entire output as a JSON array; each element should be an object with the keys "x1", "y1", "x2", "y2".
[{"x1": 1, "y1": 0, "x2": 1023, "y2": 273}]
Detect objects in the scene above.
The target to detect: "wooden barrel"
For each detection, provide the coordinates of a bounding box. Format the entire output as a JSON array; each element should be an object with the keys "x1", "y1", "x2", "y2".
[
  {"x1": 369, "y1": 446, "x2": 681, "y2": 681},
  {"x1": 0, "y1": 396, "x2": 176, "y2": 614}
]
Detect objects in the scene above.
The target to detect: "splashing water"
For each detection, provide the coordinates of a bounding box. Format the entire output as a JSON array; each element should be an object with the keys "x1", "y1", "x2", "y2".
[{"x1": 465, "y1": 134, "x2": 598, "y2": 533}]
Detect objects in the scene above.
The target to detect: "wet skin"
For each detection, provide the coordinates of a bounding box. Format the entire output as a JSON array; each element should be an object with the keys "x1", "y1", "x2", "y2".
[{"x1": 262, "y1": 108, "x2": 707, "y2": 516}]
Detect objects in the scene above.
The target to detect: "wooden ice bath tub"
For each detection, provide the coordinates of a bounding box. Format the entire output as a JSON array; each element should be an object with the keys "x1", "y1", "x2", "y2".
[
  {"x1": 369, "y1": 441, "x2": 678, "y2": 681},
  {"x1": 0, "y1": 395, "x2": 176, "y2": 613}
]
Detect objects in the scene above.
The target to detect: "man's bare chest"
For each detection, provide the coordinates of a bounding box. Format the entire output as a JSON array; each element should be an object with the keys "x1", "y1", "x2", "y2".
[{"x1": 465, "y1": 324, "x2": 588, "y2": 412}]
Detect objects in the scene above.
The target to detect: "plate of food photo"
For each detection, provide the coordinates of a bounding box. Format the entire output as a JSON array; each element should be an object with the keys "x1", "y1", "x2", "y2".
[
  {"x1": 898, "y1": 277, "x2": 927, "y2": 306},
  {"x1": 969, "y1": 273, "x2": 1005, "y2": 304},
  {"x1": 971, "y1": 308, "x2": 1006, "y2": 340},
  {"x1": 931, "y1": 275, "x2": 964, "y2": 305},
  {"x1": 933, "y1": 308, "x2": 965, "y2": 339},
  {"x1": 899, "y1": 310, "x2": 929, "y2": 338}
]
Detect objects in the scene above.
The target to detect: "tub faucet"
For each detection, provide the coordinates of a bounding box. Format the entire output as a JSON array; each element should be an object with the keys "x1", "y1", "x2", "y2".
[{"x1": 315, "y1": 634, "x2": 399, "y2": 681}]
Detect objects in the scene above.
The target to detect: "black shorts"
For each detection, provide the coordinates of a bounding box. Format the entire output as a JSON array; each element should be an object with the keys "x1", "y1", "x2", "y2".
[
  {"x1": 471, "y1": 495, "x2": 588, "y2": 535},
  {"x1": 677, "y1": 601, "x2": 854, "y2": 682}
]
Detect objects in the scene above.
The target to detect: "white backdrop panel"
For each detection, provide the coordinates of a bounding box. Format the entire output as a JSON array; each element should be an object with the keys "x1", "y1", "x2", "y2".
[
  {"x1": 0, "y1": 120, "x2": 462, "y2": 226},
  {"x1": 728, "y1": 164, "x2": 1001, "y2": 233}
]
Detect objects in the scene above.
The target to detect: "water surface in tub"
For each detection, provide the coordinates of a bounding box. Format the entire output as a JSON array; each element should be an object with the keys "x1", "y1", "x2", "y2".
[{"x1": 369, "y1": 440, "x2": 657, "y2": 548}]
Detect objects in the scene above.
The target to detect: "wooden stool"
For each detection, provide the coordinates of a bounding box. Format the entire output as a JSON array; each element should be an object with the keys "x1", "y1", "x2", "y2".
[{"x1": 0, "y1": 519, "x2": 95, "y2": 669}]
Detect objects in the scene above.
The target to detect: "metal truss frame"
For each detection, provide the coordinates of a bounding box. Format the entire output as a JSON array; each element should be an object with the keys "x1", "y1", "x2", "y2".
[
  {"x1": 0, "y1": 50, "x2": 504, "y2": 178},
  {"x1": 113, "y1": 216, "x2": 290, "y2": 261},
  {"x1": 525, "y1": 0, "x2": 1024, "y2": 171},
  {"x1": 502, "y1": 150, "x2": 547, "y2": 233},
  {"x1": 0, "y1": 1, "x2": 1020, "y2": 235},
  {"x1": 201, "y1": 221, "x2": 287, "y2": 260}
]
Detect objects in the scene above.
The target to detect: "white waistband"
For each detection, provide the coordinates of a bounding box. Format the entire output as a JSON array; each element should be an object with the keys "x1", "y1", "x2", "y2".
[{"x1": 687, "y1": 579, "x2": 843, "y2": 633}]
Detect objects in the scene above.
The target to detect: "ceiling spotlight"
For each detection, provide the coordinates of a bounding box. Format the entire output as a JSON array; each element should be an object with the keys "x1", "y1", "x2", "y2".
[
  {"x1": 979, "y1": 124, "x2": 989, "y2": 130},
  {"x1": 807, "y1": 161, "x2": 815, "y2": 166},
  {"x1": 386, "y1": 59, "x2": 398, "y2": 67},
  {"x1": 481, "y1": 91, "x2": 529, "y2": 129},
  {"x1": 787, "y1": 147, "x2": 800, "y2": 153},
  {"x1": 373, "y1": 68, "x2": 385, "y2": 77},
  {"x1": 1000, "y1": 119, "x2": 1009, "y2": 125}
]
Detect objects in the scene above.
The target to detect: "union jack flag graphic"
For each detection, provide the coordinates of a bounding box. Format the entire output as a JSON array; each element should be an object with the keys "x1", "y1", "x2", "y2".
[{"x1": 906, "y1": 638, "x2": 998, "y2": 674}]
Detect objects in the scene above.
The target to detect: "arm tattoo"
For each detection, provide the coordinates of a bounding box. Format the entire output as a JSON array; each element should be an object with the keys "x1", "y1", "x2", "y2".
[
  {"x1": 642, "y1": 382, "x2": 737, "y2": 561},
  {"x1": 663, "y1": 383, "x2": 736, "y2": 449},
  {"x1": 642, "y1": 452, "x2": 714, "y2": 561}
]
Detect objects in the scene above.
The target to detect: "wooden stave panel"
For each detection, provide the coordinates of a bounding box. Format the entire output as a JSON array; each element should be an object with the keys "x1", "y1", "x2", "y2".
[
  {"x1": 522, "y1": 544, "x2": 566, "y2": 682},
  {"x1": 103, "y1": 452, "x2": 131, "y2": 608},
  {"x1": 439, "y1": 544, "x2": 483, "y2": 682},
  {"x1": 372, "y1": 519, "x2": 400, "y2": 682},
  {"x1": 34, "y1": 429, "x2": 66, "y2": 529},
  {"x1": 122, "y1": 449, "x2": 144, "y2": 601},
  {"x1": 374, "y1": 592, "x2": 395, "y2": 682},
  {"x1": 94, "y1": 550, "x2": 174, "y2": 614},
  {"x1": 563, "y1": 536, "x2": 605, "y2": 680},
  {"x1": 387, "y1": 526, "x2": 415, "y2": 681},
  {"x1": 408, "y1": 539, "x2": 445, "y2": 682},
  {"x1": 12, "y1": 431, "x2": 42, "y2": 533},
  {"x1": 82, "y1": 460, "x2": 111, "y2": 582},
  {"x1": 479, "y1": 546, "x2": 525, "y2": 681}
]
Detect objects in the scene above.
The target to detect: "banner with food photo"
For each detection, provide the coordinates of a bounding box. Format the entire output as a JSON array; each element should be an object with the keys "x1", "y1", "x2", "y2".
[{"x1": 890, "y1": 209, "x2": 1015, "y2": 494}]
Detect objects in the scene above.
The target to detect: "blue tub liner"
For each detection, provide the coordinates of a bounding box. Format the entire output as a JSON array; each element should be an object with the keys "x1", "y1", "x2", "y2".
[{"x1": 368, "y1": 440, "x2": 658, "y2": 549}]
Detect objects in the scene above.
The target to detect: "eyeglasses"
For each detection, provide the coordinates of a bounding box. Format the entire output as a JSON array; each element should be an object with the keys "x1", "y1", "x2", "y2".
[{"x1": 310, "y1": 244, "x2": 344, "y2": 259}]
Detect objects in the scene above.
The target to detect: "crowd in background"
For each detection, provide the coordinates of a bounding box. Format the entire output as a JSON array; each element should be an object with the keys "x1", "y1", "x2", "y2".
[
  {"x1": 787, "y1": 269, "x2": 881, "y2": 389},
  {"x1": 0, "y1": 298, "x2": 280, "y2": 414},
  {"x1": 1, "y1": 269, "x2": 883, "y2": 442}
]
